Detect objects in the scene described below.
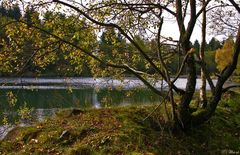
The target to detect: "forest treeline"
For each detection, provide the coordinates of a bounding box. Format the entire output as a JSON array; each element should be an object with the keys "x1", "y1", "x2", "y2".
[{"x1": 0, "y1": 4, "x2": 225, "y2": 77}]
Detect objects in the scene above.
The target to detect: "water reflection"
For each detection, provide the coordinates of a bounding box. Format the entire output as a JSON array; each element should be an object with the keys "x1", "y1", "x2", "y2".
[
  {"x1": 92, "y1": 90, "x2": 101, "y2": 108},
  {"x1": 33, "y1": 108, "x2": 58, "y2": 122},
  {"x1": 0, "y1": 88, "x2": 162, "y2": 125}
]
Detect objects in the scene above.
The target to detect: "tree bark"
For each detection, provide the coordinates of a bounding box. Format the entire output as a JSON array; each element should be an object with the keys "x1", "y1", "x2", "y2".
[
  {"x1": 178, "y1": 54, "x2": 196, "y2": 129},
  {"x1": 200, "y1": 0, "x2": 207, "y2": 107}
]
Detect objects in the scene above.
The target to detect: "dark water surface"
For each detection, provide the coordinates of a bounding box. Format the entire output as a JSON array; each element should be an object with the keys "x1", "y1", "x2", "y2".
[
  {"x1": 0, "y1": 88, "x2": 161, "y2": 110},
  {"x1": 0, "y1": 87, "x2": 162, "y2": 125},
  {"x1": 0, "y1": 77, "x2": 221, "y2": 139}
]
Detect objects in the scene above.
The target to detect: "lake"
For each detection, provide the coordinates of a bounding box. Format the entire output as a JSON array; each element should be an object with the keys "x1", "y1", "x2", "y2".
[
  {"x1": 0, "y1": 77, "x2": 219, "y2": 113},
  {"x1": 0, "y1": 77, "x2": 221, "y2": 139}
]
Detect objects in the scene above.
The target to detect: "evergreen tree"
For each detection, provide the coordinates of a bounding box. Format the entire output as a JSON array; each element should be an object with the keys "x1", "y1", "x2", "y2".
[
  {"x1": 0, "y1": 3, "x2": 7, "y2": 16},
  {"x1": 193, "y1": 40, "x2": 200, "y2": 53},
  {"x1": 207, "y1": 37, "x2": 222, "y2": 51},
  {"x1": 23, "y1": 6, "x2": 40, "y2": 27},
  {"x1": 7, "y1": 4, "x2": 21, "y2": 20},
  {"x1": 99, "y1": 28, "x2": 118, "y2": 59}
]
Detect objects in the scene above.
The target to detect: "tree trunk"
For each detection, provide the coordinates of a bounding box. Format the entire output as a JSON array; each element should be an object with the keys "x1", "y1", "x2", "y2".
[
  {"x1": 176, "y1": 0, "x2": 197, "y2": 130},
  {"x1": 178, "y1": 52, "x2": 196, "y2": 129},
  {"x1": 200, "y1": 0, "x2": 207, "y2": 107}
]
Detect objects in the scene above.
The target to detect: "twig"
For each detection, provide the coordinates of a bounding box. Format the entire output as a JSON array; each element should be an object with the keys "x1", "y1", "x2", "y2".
[
  {"x1": 142, "y1": 90, "x2": 170, "y2": 122},
  {"x1": 222, "y1": 85, "x2": 240, "y2": 93}
]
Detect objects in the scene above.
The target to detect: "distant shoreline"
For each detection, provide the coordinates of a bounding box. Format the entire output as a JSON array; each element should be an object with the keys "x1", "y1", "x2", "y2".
[{"x1": 0, "y1": 77, "x2": 227, "y2": 90}]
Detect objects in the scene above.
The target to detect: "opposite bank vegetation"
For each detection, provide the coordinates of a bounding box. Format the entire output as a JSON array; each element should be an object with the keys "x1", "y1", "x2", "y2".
[{"x1": 0, "y1": 91, "x2": 240, "y2": 155}]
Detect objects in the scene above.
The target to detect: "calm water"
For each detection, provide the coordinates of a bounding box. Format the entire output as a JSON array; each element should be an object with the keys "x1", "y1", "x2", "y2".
[
  {"x1": 0, "y1": 88, "x2": 162, "y2": 110},
  {"x1": 0, "y1": 84, "x2": 163, "y2": 126},
  {"x1": 0, "y1": 77, "x2": 221, "y2": 139}
]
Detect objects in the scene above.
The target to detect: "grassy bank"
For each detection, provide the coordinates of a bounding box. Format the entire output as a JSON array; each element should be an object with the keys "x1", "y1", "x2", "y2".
[{"x1": 0, "y1": 92, "x2": 240, "y2": 155}]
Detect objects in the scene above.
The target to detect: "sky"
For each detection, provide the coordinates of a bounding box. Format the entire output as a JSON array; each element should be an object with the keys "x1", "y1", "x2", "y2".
[{"x1": 161, "y1": 18, "x2": 225, "y2": 43}]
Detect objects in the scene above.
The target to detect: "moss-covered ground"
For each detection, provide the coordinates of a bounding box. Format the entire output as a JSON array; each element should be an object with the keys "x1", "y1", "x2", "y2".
[{"x1": 0, "y1": 92, "x2": 240, "y2": 155}]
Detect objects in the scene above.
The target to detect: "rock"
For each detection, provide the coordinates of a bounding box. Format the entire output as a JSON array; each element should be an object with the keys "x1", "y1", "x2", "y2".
[
  {"x1": 0, "y1": 125, "x2": 15, "y2": 140},
  {"x1": 59, "y1": 130, "x2": 70, "y2": 140},
  {"x1": 56, "y1": 109, "x2": 84, "y2": 118},
  {"x1": 71, "y1": 109, "x2": 84, "y2": 116}
]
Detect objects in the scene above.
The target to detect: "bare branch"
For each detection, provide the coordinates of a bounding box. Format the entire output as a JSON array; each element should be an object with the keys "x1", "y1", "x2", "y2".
[
  {"x1": 195, "y1": 58, "x2": 215, "y2": 94},
  {"x1": 143, "y1": 90, "x2": 170, "y2": 122},
  {"x1": 222, "y1": 85, "x2": 240, "y2": 93},
  {"x1": 196, "y1": 0, "x2": 211, "y2": 17},
  {"x1": 172, "y1": 52, "x2": 189, "y2": 84},
  {"x1": 229, "y1": 0, "x2": 240, "y2": 13}
]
